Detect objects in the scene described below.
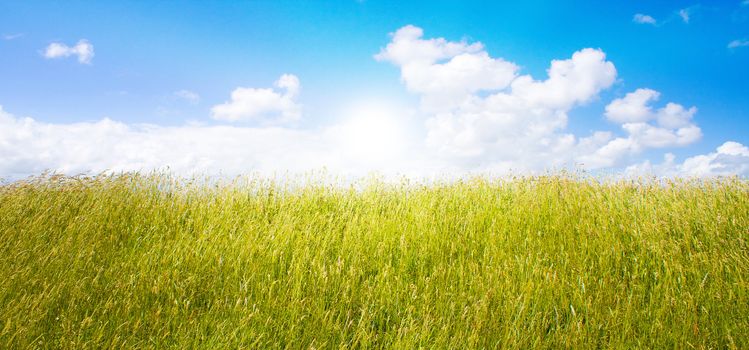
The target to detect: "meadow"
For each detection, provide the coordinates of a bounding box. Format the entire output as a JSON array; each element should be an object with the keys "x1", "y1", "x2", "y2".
[{"x1": 0, "y1": 173, "x2": 747, "y2": 349}]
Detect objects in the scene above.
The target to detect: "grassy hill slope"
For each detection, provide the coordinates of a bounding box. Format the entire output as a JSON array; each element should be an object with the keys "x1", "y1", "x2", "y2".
[{"x1": 1, "y1": 174, "x2": 747, "y2": 348}]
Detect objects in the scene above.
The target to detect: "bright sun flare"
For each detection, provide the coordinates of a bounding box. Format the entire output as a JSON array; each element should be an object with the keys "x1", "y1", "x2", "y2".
[{"x1": 339, "y1": 102, "x2": 409, "y2": 163}]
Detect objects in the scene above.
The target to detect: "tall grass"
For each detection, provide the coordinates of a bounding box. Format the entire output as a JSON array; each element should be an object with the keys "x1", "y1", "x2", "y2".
[{"x1": 0, "y1": 173, "x2": 747, "y2": 349}]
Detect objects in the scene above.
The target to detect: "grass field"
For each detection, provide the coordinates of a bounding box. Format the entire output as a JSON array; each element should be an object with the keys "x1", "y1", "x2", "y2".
[{"x1": 0, "y1": 173, "x2": 748, "y2": 349}]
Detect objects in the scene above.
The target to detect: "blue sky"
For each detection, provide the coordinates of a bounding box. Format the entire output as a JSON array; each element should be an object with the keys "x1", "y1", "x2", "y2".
[{"x1": 1, "y1": 1, "x2": 748, "y2": 179}]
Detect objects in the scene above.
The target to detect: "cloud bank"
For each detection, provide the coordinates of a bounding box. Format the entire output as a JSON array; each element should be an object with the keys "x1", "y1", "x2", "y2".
[
  {"x1": 0, "y1": 104, "x2": 425, "y2": 180},
  {"x1": 627, "y1": 142, "x2": 749, "y2": 177},
  {"x1": 2, "y1": 26, "x2": 747, "y2": 180}
]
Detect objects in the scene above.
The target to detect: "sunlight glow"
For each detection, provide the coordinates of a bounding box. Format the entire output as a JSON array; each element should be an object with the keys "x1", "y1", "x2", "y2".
[{"x1": 338, "y1": 101, "x2": 409, "y2": 163}]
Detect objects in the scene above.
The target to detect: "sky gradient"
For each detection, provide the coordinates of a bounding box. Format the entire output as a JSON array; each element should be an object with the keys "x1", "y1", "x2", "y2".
[{"x1": 1, "y1": 1, "x2": 748, "y2": 180}]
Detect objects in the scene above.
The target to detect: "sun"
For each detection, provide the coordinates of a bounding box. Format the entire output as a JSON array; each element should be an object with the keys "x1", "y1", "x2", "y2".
[{"x1": 338, "y1": 101, "x2": 409, "y2": 164}]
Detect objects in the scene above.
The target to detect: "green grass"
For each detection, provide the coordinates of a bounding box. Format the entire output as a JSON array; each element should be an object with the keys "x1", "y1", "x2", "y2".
[{"x1": 1, "y1": 173, "x2": 748, "y2": 349}]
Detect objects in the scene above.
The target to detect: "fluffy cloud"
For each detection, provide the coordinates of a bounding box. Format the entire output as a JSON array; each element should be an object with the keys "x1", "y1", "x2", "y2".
[
  {"x1": 682, "y1": 142, "x2": 749, "y2": 176},
  {"x1": 378, "y1": 26, "x2": 618, "y2": 170},
  {"x1": 580, "y1": 89, "x2": 701, "y2": 168},
  {"x1": 376, "y1": 26, "x2": 711, "y2": 173},
  {"x1": 605, "y1": 88, "x2": 660, "y2": 123},
  {"x1": 374, "y1": 25, "x2": 484, "y2": 66},
  {"x1": 425, "y1": 48, "x2": 616, "y2": 165},
  {"x1": 633, "y1": 14, "x2": 657, "y2": 25},
  {"x1": 43, "y1": 40, "x2": 94, "y2": 64},
  {"x1": 626, "y1": 142, "x2": 749, "y2": 177},
  {"x1": 375, "y1": 25, "x2": 518, "y2": 111},
  {"x1": 605, "y1": 88, "x2": 698, "y2": 129},
  {"x1": 509, "y1": 48, "x2": 617, "y2": 109},
  {"x1": 211, "y1": 74, "x2": 301, "y2": 123}
]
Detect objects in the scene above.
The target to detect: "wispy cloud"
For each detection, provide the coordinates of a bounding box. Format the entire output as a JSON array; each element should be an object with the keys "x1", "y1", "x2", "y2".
[
  {"x1": 174, "y1": 90, "x2": 200, "y2": 104},
  {"x1": 728, "y1": 39, "x2": 749, "y2": 49},
  {"x1": 633, "y1": 14, "x2": 657, "y2": 25},
  {"x1": 43, "y1": 39, "x2": 94, "y2": 64},
  {"x1": 2, "y1": 33, "x2": 23, "y2": 40},
  {"x1": 678, "y1": 8, "x2": 691, "y2": 23},
  {"x1": 634, "y1": 7, "x2": 699, "y2": 27}
]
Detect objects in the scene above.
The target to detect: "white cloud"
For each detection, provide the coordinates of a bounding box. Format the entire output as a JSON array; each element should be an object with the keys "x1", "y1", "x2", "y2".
[
  {"x1": 375, "y1": 25, "x2": 518, "y2": 111},
  {"x1": 581, "y1": 89, "x2": 701, "y2": 168},
  {"x1": 174, "y1": 90, "x2": 200, "y2": 104},
  {"x1": 678, "y1": 8, "x2": 690, "y2": 23},
  {"x1": 210, "y1": 74, "x2": 301, "y2": 123},
  {"x1": 43, "y1": 40, "x2": 94, "y2": 64},
  {"x1": 605, "y1": 88, "x2": 697, "y2": 129},
  {"x1": 605, "y1": 88, "x2": 660, "y2": 123},
  {"x1": 374, "y1": 25, "x2": 484, "y2": 66},
  {"x1": 2, "y1": 25, "x2": 743, "y2": 180},
  {"x1": 681, "y1": 142, "x2": 749, "y2": 176},
  {"x1": 656, "y1": 102, "x2": 698, "y2": 129},
  {"x1": 621, "y1": 122, "x2": 701, "y2": 148},
  {"x1": 633, "y1": 14, "x2": 657, "y2": 25},
  {"x1": 275, "y1": 73, "x2": 300, "y2": 96},
  {"x1": 626, "y1": 142, "x2": 749, "y2": 177},
  {"x1": 509, "y1": 48, "x2": 617, "y2": 109},
  {"x1": 728, "y1": 39, "x2": 749, "y2": 49},
  {"x1": 378, "y1": 26, "x2": 619, "y2": 170},
  {"x1": 0, "y1": 105, "x2": 426, "y2": 181}
]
